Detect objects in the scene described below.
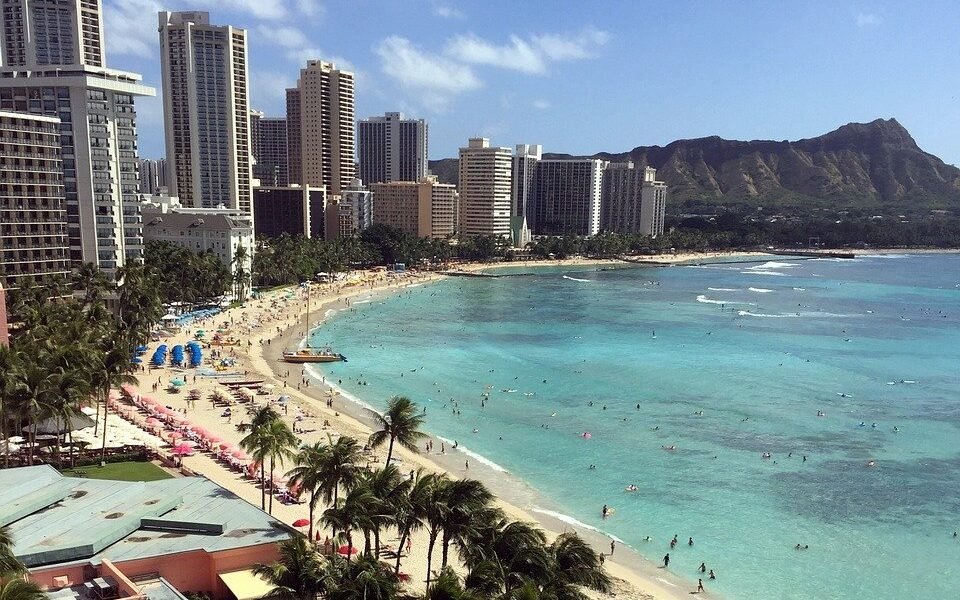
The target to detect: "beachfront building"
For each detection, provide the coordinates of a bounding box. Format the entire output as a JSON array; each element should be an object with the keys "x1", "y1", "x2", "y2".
[
  {"x1": 0, "y1": 111, "x2": 71, "y2": 288},
  {"x1": 159, "y1": 11, "x2": 252, "y2": 214},
  {"x1": 286, "y1": 60, "x2": 355, "y2": 195},
  {"x1": 253, "y1": 185, "x2": 326, "y2": 238},
  {"x1": 511, "y1": 143, "x2": 541, "y2": 228},
  {"x1": 5, "y1": 465, "x2": 288, "y2": 600},
  {"x1": 251, "y1": 111, "x2": 288, "y2": 187},
  {"x1": 370, "y1": 176, "x2": 457, "y2": 239},
  {"x1": 141, "y1": 193, "x2": 253, "y2": 289},
  {"x1": 326, "y1": 178, "x2": 373, "y2": 239},
  {"x1": 0, "y1": 0, "x2": 155, "y2": 273},
  {"x1": 138, "y1": 158, "x2": 167, "y2": 195},
  {"x1": 458, "y1": 137, "x2": 512, "y2": 239},
  {"x1": 600, "y1": 162, "x2": 668, "y2": 237},
  {"x1": 0, "y1": 283, "x2": 8, "y2": 345},
  {"x1": 357, "y1": 112, "x2": 428, "y2": 185},
  {"x1": 530, "y1": 158, "x2": 604, "y2": 236}
]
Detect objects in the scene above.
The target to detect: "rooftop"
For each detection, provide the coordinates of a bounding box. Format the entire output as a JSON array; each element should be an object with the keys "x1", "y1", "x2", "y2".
[{"x1": 1, "y1": 466, "x2": 290, "y2": 568}]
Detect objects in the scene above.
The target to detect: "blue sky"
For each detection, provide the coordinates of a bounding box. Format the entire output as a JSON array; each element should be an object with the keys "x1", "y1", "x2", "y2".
[{"x1": 104, "y1": 1, "x2": 960, "y2": 165}]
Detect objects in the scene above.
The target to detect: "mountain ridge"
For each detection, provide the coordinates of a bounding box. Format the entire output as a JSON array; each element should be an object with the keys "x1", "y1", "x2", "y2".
[{"x1": 428, "y1": 119, "x2": 960, "y2": 213}]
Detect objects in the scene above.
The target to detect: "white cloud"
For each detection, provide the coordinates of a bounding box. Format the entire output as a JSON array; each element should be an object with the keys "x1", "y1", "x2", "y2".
[
  {"x1": 255, "y1": 25, "x2": 355, "y2": 72},
  {"x1": 446, "y1": 34, "x2": 544, "y2": 74},
  {"x1": 532, "y1": 99, "x2": 550, "y2": 110},
  {"x1": 432, "y1": 3, "x2": 464, "y2": 19},
  {"x1": 856, "y1": 13, "x2": 882, "y2": 27},
  {"x1": 103, "y1": 0, "x2": 162, "y2": 58},
  {"x1": 375, "y1": 36, "x2": 481, "y2": 111},
  {"x1": 444, "y1": 27, "x2": 610, "y2": 74},
  {"x1": 216, "y1": 0, "x2": 288, "y2": 20},
  {"x1": 296, "y1": 0, "x2": 324, "y2": 17},
  {"x1": 250, "y1": 69, "x2": 295, "y2": 106}
]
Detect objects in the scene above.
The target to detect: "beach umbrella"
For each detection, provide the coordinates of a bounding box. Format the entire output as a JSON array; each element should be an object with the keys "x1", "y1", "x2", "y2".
[
  {"x1": 220, "y1": 442, "x2": 234, "y2": 451},
  {"x1": 337, "y1": 545, "x2": 358, "y2": 556},
  {"x1": 170, "y1": 378, "x2": 186, "y2": 387},
  {"x1": 231, "y1": 449, "x2": 250, "y2": 461},
  {"x1": 172, "y1": 444, "x2": 194, "y2": 456},
  {"x1": 165, "y1": 431, "x2": 184, "y2": 441},
  {"x1": 144, "y1": 417, "x2": 161, "y2": 427},
  {"x1": 131, "y1": 357, "x2": 142, "y2": 364},
  {"x1": 292, "y1": 518, "x2": 310, "y2": 528}
]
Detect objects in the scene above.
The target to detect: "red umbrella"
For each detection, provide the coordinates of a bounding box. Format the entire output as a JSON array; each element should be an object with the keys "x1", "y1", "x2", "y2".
[
  {"x1": 292, "y1": 518, "x2": 310, "y2": 528},
  {"x1": 337, "y1": 545, "x2": 358, "y2": 556}
]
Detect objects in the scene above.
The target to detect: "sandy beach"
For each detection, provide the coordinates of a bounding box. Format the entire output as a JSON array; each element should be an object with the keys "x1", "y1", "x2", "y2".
[{"x1": 127, "y1": 255, "x2": 742, "y2": 599}]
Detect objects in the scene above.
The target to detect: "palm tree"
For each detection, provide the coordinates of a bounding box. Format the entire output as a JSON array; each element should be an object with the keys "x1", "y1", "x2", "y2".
[
  {"x1": 1, "y1": 525, "x2": 24, "y2": 577},
  {"x1": 0, "y1": 579, "x2": 47, "y2": 600},
  {"x1": 253, "y1": 536, "x2": 335, "y2": 600},
  {"x1": 462, "y1": 519, "x2": 551, "y2": 596},
  {"x1": 328, "y1": 554, "x2": 399, "y2": 600},
  {"x1": 12, "y1": 360, "x2": 58, "y2": 466},
  {"x1": 239, "y1": 406, "x2": 282, "y2": 510},
  {"x1": 393, "y1": 469, "x2": 434, "y2": 575},
  {"x1": 321, "y1": 486, "x2": 379, "y2": 564},
  {"x1": 439, "y1": 479, "x2": 494, "y2": 569},
  {"x1": 262, "y1": 419, "x2": 298, "y2": 515},
  {"x1": 286, "y1": 441, "x2": 329, "y2": 540},
  {"x1": 0, "y1": 346, "x2": 21, "y2": 469},
  {"x1": 423, "y1": 567, "x2": 480, "y2": 600},
  {"x1": 91, "y1": 342, "x2": 138, "y2": 466},
  {"x1": 422, "y1": 473, "x2": 453, "y2": 587},
  {"x1": 543, "y1": 532, "x2": 612, "y2": 600},
  {"x1": 360, "y1": 465, "x2": 408, "y2": 559},
  {"x1": 233, "y1": 244, "x2": 250, "y2": 301},
  {"x1": 318, "y1": 436, "x2": 363, "y2": 516},
  {"x1": 366, "y1": 396, "x2": 426, "y2": 466}
]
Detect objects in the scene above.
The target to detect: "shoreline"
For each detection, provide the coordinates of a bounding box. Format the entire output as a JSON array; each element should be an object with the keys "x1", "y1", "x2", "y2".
[{"x1": 253, "y1": 262, "x2": 711, "y2": 599}]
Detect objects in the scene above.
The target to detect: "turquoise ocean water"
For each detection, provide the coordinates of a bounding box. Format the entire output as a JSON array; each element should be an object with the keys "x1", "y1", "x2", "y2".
[{"x1": 310, "y1": 254, "x2": 960, "y2": 600}]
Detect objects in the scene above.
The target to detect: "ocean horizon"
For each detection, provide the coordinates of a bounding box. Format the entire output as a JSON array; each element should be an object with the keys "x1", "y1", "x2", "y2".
[{"x1": 309, "y1": 253, "x2": 960, "y2": 600}]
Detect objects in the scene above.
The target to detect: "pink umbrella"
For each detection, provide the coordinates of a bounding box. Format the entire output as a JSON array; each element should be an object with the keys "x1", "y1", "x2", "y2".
[
  {"x1": 204, "y1": 433, "x2": 223, "y2": 445},
  {"x1": 191, "y1": 426, "x2": 211, "y2": 438},
  {"x1": 219, "y1": 442, "x2": 233, "y2": 451},
  {"x1": 145, "y1": 417, "x2": 161, "y2": 427},
  {"x1": 172, "y1": 444, "x2": 194, "y2": 456},
  {"x1": 165, "y1": 431, "x2": 184, "y2": 441},
  {"x1": 231, "y1": 449, "x2": 250, "y2": 461},
  {"x1": 141, "y1": 396, "x2": 157, "y2": 406},
  {"x1": 167, "y1": 413, "x2": 187, "y2": 422}
]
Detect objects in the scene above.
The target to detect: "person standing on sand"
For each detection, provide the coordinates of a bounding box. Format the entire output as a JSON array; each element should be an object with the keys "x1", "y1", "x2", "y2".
[
  {"x1": 610, "y1": 540, "x2": 615, "y2": 555},
  {"x1": 697, "y1": 579, "x2": 705, "y2": 593},
  {"x1": 663, "y1": 553, "x2": 670, "y2": 567},
  {"x1": 465, "y1": 459, "x2": 469, "y2": 470}
]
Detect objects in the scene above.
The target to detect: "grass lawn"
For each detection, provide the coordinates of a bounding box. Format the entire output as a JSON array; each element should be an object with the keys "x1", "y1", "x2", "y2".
[{"x1": 61, "y1": 461, "x2": 173, "y2": 482}]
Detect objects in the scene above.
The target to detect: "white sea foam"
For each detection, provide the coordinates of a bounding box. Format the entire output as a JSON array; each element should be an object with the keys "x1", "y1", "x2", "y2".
[
  {"x1": 436, "y1": 436, "x2": 509, "y2": 472},
  {"x1": 697, "y1": 295, "x2": 754, "y2": 306},
  {"x1": 793, "y1": 287, "x2": 806, "y2": 291},
  {"x1": 324, "y1": 309, "x2": 336, "y2": 318},
  {"x1": 707, "y1": 287, "x2": 739, "y2": 291},
  {"x1": 748, "y1": 261, "x2": 802, "y2": 270},
  {"x1": 353, "y1": 299, "x2": 371, "y2": 305},
  {"x1": 741, "y1": 270, "x2": 789, "y2": 276},
  {"x1": 530, "y1": 508, "x2": 626, "y2": 544},
  {"x1": 407, "y1": 283, "x2": 423, "y2": 288},
  {"x1": 748, "y1": 287, "x2": 774, "y2": 293},
  {"x1": 862, "y1": 254, "x2": 911, "y2": 259},
  {"x1": 562, "y1": 275, "x2": 592, "y2": 282}
]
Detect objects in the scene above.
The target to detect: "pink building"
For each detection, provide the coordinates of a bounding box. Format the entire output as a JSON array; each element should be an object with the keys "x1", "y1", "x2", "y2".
[
  {"x1": 4, "y1": 466, "x2": 291, "y2": 600},
  {"x1": 0, "y1": 283, "x2": 8, "y2": 345}
]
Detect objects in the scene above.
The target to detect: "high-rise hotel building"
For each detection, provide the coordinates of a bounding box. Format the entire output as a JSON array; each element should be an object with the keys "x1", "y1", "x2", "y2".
[
  {"x1": 531, "y1": 159, "x2": 604, "y2": 236},
  {"x1": 159, "y1": 11, "x2": 252, "y2": 213},
  {"x1": 458, "y1": 138, "x2": 512, "y2": 238},
  {"x1": 600, "y1": 162, "x2": 667, "y2": 237},
  {"x1": 0, "y1": 0, "x2": 155, "y2": 272},
  {"x1": 286, "y1": 60, "x2": 355, "y2": 195},
  {"x1": 357, "y1": 112, "x2": 427, "y2": 185},
  {"x1": 0, "y1": 111, "x2": 70, "y2": 287},
  {"x1": 250, "y1": 111, "x2": 287, "y2": 187}
]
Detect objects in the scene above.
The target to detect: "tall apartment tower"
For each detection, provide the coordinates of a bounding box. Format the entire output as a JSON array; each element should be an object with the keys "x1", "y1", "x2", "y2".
[
  {"x1": 250, "y1": 111, "x2": 288, "y2": 187},
  {"x1": 286, "y1": 60, "x2": 355, "y2": 195},
  {"x1": 0, "y1": 0, "x2": 155, "y2": 272},
  {"x1": 457, "y1": 138, "x2": 512, "y2": 238},
  {"x1": 511, "y1": 144, "x2": 541, "y2": 226},
  {"x1": 531, "y1": 159, "x2": 605, "y2": 236},
  {"x1": 159, "y1": 11, "x2": 252, "y2": 213},
  {"x1": 370, "y1": 177, "x2": 456, "y2": 239},
  {"x1": 600, "y1": 162, "x2": 667, "y2": 237},
  {"x1": 357, "y1": 112, "x2": 428, "y2": 185},
  {"x1": 0, "y1": 0, "x2": 105, "y2": 68},
  {"x1": 138, "y1": 158, "x2": 167, "y2": 195},
  {"x1": 0, "y1": 111, "x2": 70, "y2": 287}
]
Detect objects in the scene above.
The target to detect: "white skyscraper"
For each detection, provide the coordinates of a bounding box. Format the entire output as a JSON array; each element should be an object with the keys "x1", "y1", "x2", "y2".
[
  {"x1": 458, "y1": 138, "x2": 512, "y2": 238},
  {"x1": 0, "y1": 0, "x2": 155, "y2": 272},
  {"x1": 357, "y1": 112, "x2": 428, "y2": 184},
  {"x1": 286, "y1": 60, "x2": 355, "y2": 195},
  {"x1": 511, "y1": 144, "x2": 541, "y2": 225},
  {"x1": 159, "y1": 11, "x2": 252, "y2": 213}
]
